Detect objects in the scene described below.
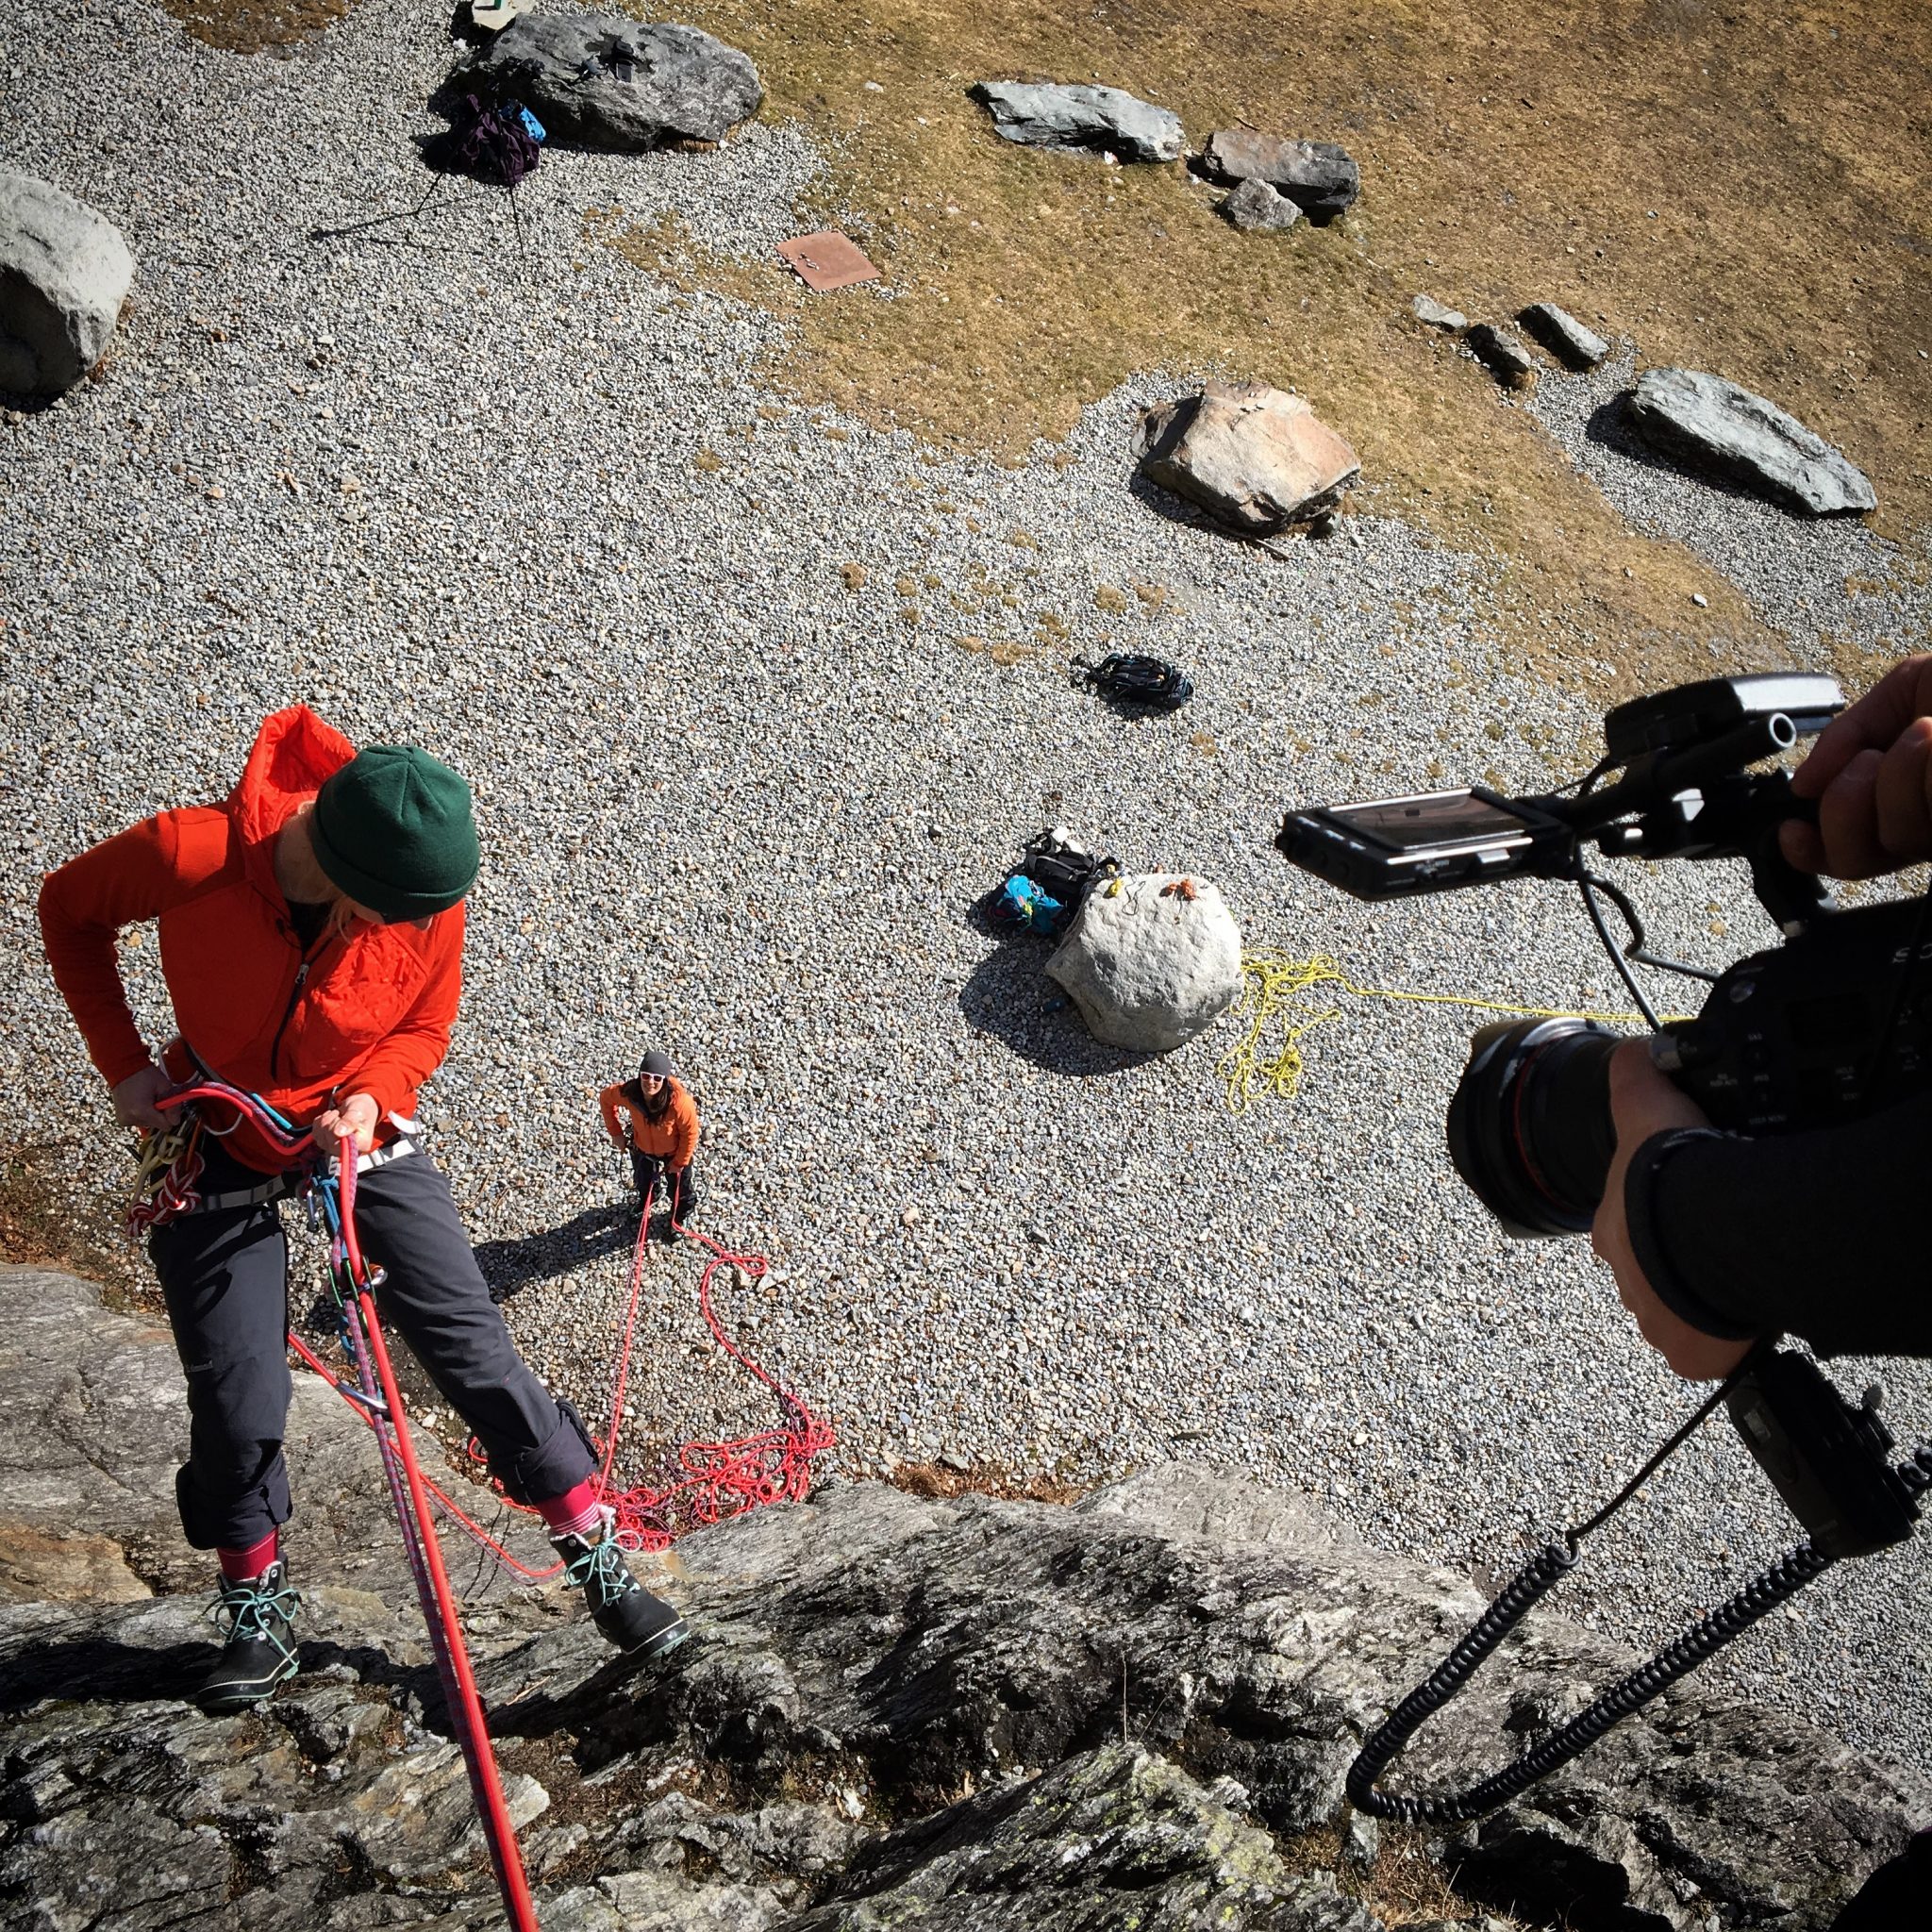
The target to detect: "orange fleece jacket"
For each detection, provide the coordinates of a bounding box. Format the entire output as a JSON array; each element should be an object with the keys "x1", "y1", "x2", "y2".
[{"x1": 599, "y1": 1078, "x2": 699, "y2": 1169}]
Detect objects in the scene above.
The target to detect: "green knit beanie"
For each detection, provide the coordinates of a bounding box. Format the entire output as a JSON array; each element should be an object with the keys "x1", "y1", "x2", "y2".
[{"x1": 309, "y1": 745, "x2": 480, "y2": 923}]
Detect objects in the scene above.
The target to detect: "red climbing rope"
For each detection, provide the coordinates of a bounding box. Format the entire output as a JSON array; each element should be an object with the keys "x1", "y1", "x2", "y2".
[
  {"x1": 336, "y1": 1150, "x2": 540, "y2": 1932},
  {"x1": 591, "y1": 1189, "x2": 837, "y2": 1552}
]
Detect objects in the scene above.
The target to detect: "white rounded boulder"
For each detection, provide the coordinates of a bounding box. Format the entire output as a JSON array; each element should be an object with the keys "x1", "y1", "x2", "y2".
[{"x1": 1045, "y1": 873, "x2": 1242, "y2": 1054}]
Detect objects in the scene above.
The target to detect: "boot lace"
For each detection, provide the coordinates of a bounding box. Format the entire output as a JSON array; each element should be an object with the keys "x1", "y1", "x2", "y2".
[
  {"x1": 557, "y1": 1529, "x2": 638, "y2": 1608},
  {"x1": 209, "y1": 1572, "x2": 304, "y2": 1668}
]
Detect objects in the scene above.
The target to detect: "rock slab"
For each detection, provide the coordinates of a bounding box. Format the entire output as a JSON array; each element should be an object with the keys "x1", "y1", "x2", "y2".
[
  {"x1": 1202, "y1": 130, "x2": 1358, "y2": 221},
  {"x1": 1518, "y1": 300, "x2": 1608, "y2": 368},
  {"x1": 459, "y1": 15, "x2": 763, "y2": 148},
  {"x1": 1222, "y1": 176, "x2": 1303, "y2": 233},
  {"x1": 0, "y1": 1268, "x2": 1924, "y2": 1930},
  {"x1": 1045, "y1": 873, "x2": 1242, "y2": 1053},
  {"x1": 0, "y1": 174, "x2": 133, "y2": 399},
  {"x1": 1626, "y1": 366, "x2": 1877, "y2": 514},
  {"x1": 1466, "y1": 322, "x2": 1536, "y2": 386},
  {"x1": 972, "y1": 80, "x2": 1184, "y2": 163},
  {"x1": 1134, "y1": 379, "x2": 1360, "y2": 533},
  {"x1": 1411, "y1": 293, "x2": 1467, "y2": 333}
]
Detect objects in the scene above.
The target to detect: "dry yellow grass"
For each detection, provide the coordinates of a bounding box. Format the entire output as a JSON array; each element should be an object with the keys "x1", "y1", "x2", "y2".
[
  {"x1": 159, "y1": 0, "x2": 353, "y2": 53},
  {"x1": 600, "y1": 0, "x2": 1929, "y2": 698}
]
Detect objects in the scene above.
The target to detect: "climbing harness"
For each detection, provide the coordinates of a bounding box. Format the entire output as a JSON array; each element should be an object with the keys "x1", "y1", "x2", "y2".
[
  {"x1": 1217, "y1": 948, "x2": 1693, "y2": 1115},
  {"x1": 1073, "y1": 653, "x2": 1194, "y2": 710},
  {"x1": 150, "y1": 1082, "x2": 541, "y2": 1932},
  {"x1": 1348, "y1": 1348, "x2": 1932, "y2": 1823}
]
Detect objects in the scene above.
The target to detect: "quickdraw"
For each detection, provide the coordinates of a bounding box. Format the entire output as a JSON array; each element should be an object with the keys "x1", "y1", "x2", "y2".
[{"x1": 125, "y1": 1116, "x2": 206, "y2": 1236}]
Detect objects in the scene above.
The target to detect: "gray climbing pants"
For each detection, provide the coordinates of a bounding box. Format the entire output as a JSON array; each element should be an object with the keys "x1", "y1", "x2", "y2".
[{"x1": 150, "y1": 1139, "x2": 595, "y2": 1550}]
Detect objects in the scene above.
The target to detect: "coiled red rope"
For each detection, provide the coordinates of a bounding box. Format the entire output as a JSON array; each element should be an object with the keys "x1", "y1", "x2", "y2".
[{"x1": 590, "y1": 1188, "x2": 837, "y2": 1553}]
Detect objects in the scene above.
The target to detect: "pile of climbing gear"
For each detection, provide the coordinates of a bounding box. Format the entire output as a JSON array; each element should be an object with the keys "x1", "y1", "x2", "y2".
[
  {"x1": 983, "y1": 827, "x2": 1121, "y2": 940},
  {"x1": 424, "y1": 93, "x2": 546, "y2": 189},
  {"x1": 1073, "y1": 652, "x2": 1194, "y2": 710}
]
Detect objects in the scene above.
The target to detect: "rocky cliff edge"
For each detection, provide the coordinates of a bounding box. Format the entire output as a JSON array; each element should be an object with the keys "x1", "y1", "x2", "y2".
[{"x1": 0, "y1": 1263, "x2": 1922, "y2": 1931}]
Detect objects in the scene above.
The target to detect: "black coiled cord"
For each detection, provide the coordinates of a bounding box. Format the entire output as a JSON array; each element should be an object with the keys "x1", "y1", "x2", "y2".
[
  {"x1": 1348, "y1": 1445, "x2": 1932, "y2": 1825},
  {"x1": 1348, "y1": 1540, "x2": 1831, "y2": 1824}
]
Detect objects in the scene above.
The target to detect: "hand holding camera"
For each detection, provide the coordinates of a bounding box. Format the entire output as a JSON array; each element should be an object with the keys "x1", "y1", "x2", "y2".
[{"x1": 1781, "y1": 653, "x2": 1932, "y2": 879}]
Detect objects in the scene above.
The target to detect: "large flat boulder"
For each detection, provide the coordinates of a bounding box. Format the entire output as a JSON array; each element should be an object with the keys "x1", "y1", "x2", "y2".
[
  {"x1": 972, "y1": 81, "x2": 1184, "y2": 163},
  {"x1": 1626, "y1": 367, "x2": 1876, "y2": 514},
  {"x1": 0, "y1": 174, "x2": 133, "y2": 399},
  {"x1": 1045, "y1": 873, "x2": 1242, "y2": 1054},
  {"x1": 458, "y1": 15, "x2": 762, "y2": 148},
  {"x1": 1201, "y1": 131, "x2": 1358, "y2": 221},
  {"x1": 1134, "y1": 379, "x2": 1359, "y2": 533}
]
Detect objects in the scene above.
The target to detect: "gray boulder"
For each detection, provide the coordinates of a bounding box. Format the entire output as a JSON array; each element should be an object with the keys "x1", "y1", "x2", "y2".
[
  {"x1": 1201, "y1": 130, "x2": 1358, "y2": 221},
  {"x1": 1467, "y1": 322, "x2": 1537, "y2": 386},
  {"x1": 0, "y1": 174, "x2": 133, "y2": 399},
  {"x1": 1134, "y1": 379, "x2": 1360, "y2": 533},
  {"x1": 972, "y1": 80, "x2": 1184, "y2": 163},
  {"x1": 1519, "y1": 300, "x2": 1608, "y2": 368},
  {"x1": 1221, "y1": 176, "x2": 1302, "y2": 233},
  {"x1": 1627, "y1": 366, "x2": 1877, "y2": 514},
  {"x1": 1045, "y1": 873, "x2": 1242, "y2": 1054},
  {"x1": 1412, "y1": 293, "x2": 1468, "y2": 333},
  {"x1": 459, "y1": 15, "x2": 762, "y2": 148}
]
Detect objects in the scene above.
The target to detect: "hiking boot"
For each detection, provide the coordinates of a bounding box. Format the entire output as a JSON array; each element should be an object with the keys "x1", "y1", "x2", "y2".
[
  {"x1": 654, "y1": 1211, "x2": 682, "y2": 1245},
  {"x1": 197, "y1": 1559, "x2": 302, "y2": 1716},
  {"x1": 552, "y1": 1519, "x2": 690, "y2": 1663}
]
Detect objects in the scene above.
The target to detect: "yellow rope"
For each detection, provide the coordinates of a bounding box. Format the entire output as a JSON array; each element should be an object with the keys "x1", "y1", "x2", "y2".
[{"x1": 1217, "y1": 948, "x2": 1682, "y2": 1115}]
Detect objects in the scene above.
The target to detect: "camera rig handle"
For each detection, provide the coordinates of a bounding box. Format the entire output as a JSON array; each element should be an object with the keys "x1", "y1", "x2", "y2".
[
  {"x1": 1543, "y1": 704, "x2": 1837, "y2": 937},
  {"x1": 1345, "y1": 1349, "x2": 1926, "y2": 1826}
]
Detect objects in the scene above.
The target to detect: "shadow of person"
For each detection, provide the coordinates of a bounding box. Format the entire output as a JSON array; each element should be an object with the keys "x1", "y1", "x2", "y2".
[
  {"x1": 473, "y1": 1205, "x2": 638, "y2": 1306},
  {"x1": 958, "y1": 941, "x2": 1156, "y2": 1077}
]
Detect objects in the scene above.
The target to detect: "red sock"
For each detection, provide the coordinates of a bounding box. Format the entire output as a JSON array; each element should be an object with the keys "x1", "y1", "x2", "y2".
[
  {"x1": 218, "y1": 1529, "x2": 279, "y2": 1582},
  {"x1": 536, "y1": 1480, "x2": 604, "y2": 1540}
]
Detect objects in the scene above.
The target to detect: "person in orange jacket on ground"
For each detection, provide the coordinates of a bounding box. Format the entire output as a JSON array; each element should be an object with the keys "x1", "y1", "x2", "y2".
[
  {"x1": 38, "y1": 706, "x2": 689, "y2": 1717},
  {"x1": 599, "y1": 1050, "x2": 700, "y2": 1241}
]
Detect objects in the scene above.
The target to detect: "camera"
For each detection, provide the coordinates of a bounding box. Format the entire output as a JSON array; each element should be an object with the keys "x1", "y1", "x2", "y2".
[{"x1": 1277, "y1": 673, "x2": 1932, "y2": 1237}]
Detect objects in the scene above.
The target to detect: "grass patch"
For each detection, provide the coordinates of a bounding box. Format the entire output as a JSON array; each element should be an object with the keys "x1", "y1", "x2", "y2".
[
  {"x1": 608, "y1": 0, "x2": 1929, "y2": 698},
  {"x1": 158, "y1": 0, "x2": 354, "y2": 55}
]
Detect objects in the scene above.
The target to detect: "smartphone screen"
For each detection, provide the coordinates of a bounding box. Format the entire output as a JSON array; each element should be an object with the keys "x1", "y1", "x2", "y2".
[{"x1": 1326, "y1": 791, "x2": 1541, "y2": 853}]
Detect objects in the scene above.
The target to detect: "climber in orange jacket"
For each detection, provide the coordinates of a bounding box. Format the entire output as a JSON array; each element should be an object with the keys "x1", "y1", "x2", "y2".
[
  {"x1": 599, "y1": 1051, "x2": 700, "y2": 1241},
  {"x1": 38, "y1": 707, "x2": 690, "y2": 1716}
]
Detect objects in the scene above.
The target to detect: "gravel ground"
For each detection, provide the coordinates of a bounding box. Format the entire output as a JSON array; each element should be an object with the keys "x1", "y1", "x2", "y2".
[{"x1": 6, "y1": 3, "x2": 1932, "y2": 1786}]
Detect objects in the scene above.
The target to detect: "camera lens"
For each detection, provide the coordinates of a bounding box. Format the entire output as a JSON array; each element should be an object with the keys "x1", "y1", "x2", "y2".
[{"x1": 1444, "y1": 1018, "x2": 1623, "y2": 1238}]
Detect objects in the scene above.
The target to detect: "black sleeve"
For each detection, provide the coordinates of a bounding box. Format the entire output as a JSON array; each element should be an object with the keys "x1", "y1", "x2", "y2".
[{"x1": 1623, "y1": 1091, "x2": 1932, "y2": 1359}]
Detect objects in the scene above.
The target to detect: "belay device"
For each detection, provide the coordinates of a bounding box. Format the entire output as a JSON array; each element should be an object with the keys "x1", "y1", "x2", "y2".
[{"x1": 1272, "y1": 673, "x2": 1932, "y2": 1816}]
